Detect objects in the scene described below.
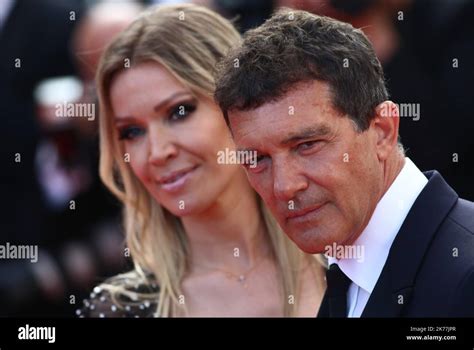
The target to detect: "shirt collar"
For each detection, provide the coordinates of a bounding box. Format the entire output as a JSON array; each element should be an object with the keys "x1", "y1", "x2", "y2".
[{"x1": 327, "y1": 157, "x2": 428, "y2": 293}]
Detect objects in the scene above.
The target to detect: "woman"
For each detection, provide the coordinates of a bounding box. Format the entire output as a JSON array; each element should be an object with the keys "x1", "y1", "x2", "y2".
[{"x1": 78, "y1": 4, "x2": 325, "y2": 317}]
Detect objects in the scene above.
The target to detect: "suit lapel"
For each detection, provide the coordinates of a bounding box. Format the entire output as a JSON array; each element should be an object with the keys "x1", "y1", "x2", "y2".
[{"x1": 362, "y1": 171, "x2": 458, "y2": 317}]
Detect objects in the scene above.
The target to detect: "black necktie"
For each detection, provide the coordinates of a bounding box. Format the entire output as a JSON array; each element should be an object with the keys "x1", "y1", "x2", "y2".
[{"x1": 317, "y1": 264, "x2": 352, "y2": 317}]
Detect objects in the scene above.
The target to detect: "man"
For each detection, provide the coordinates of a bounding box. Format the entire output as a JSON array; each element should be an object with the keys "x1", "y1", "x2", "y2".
[{"x1": 214, "y1": 9, "x2": 474, "y2": 317}]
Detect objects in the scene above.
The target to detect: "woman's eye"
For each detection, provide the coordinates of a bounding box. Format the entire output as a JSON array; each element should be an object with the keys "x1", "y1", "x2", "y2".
[
  {"x1": 118, "y1": 126, "x2": 145, "y2": 140},
  {"x1": 169, "y1": 103, "x2": 196, "y2": 121}
]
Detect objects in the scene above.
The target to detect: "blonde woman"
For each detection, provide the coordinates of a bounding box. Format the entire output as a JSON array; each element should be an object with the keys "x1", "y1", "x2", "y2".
[{"x1": 78, "y1": 4, "x2": 325, "y2": 317}]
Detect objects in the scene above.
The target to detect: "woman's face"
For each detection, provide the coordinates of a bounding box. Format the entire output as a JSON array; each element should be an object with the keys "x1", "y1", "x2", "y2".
[{"x1": 110, "y1": 61, "x2": 242, "y2": 216}]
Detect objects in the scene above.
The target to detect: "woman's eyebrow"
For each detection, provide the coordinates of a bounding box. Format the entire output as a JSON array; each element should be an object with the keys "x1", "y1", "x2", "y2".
[{"x1": 114, "y1": 92, "x2": 193, "y2": 122}]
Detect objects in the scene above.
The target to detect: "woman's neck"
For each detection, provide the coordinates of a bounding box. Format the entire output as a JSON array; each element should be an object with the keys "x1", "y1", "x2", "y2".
[{"x1": 181, "y1": 170, "x2": 270, "y2": 272}]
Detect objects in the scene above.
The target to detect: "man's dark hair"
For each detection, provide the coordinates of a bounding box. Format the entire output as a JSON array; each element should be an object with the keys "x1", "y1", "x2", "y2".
[{"x1": 214, "y1": 9, "x2": 389, "y2": 131}]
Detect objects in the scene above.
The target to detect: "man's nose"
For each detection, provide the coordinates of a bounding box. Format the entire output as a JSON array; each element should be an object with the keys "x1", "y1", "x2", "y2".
[{"x1": 272, "y1": 160, "x2": 308, "y2": 202}]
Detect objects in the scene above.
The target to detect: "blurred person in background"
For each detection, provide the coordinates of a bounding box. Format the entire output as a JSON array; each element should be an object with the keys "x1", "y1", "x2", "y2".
[
  {"x1": 0, "y1": 0, "x2": 141, "y2": 317},
  {"x1": 140, "y1": 0, "x2": 274, "y2": 33},
  {"x1": 213, "y1": 0, "x2": 274, "y2": 33},
  {"x1": 31, "y1": 0, "x2": 144, "y2": 316},
  {"x1": 79, "y1": 4, "x2": 325, "y2": 317},
  {"x1": 0, "y1": 0, "x2": 86, "y2": 317}
]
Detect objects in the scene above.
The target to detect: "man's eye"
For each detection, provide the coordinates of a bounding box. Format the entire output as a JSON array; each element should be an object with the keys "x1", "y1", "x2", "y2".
[
  {"x1": 298, "y1": 141, "x2": 320, "y2": 151},
  {"x1": 169, "y1": 103, "x2": 196, "y2": 121},
  {"x1": 118, "y1": 126, "x2": 145, "y2": 140},
  {"x1": 256, "y1": 155, "x2": 267, "y2": 163},
  {"x1": 243, "y1": 154, "x2": 268, "y2": 172}
]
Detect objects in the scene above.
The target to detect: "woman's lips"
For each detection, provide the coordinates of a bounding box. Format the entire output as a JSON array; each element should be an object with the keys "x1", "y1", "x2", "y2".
[{"x1": 157, "y1": 165, "x2": 199, "y2": 193}]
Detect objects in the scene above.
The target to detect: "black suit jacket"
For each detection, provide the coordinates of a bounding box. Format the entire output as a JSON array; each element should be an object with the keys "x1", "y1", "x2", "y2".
[{"x1": 318, "y1": 171, "x2": 474, "y2": 317}]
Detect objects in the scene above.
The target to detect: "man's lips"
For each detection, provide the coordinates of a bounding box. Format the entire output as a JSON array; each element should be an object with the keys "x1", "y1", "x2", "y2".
[{"x1": 285, "y1": 202, "x2": 327, "y2": 221}]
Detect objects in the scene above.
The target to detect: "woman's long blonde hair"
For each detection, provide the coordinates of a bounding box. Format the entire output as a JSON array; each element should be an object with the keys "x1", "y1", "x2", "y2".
[{"x1": 96, "y1": 4, "x2": 322, "y2": 316}]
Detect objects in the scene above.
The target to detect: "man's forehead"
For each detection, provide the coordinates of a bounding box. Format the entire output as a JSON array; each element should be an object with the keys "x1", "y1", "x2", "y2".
[
  {"x1": 229, "y1": 80, "x2": 334, "y2": 120},
  {"x1": 231, "y1": 115, "x2": 333, "y2": 152},
  {"x1": 227, "y1": 80, "x2": 339, "y2": 147}
]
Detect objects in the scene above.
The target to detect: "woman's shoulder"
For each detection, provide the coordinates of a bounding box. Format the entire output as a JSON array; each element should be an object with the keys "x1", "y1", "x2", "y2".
[{"x1": 76, "y1": 271, "x2": 160, "y2": 318}]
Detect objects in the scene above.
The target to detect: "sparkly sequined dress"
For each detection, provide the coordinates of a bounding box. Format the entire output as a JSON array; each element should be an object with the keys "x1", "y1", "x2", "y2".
[{"x1": 77, "y1": 274, "x2": 160, "y2": 318}]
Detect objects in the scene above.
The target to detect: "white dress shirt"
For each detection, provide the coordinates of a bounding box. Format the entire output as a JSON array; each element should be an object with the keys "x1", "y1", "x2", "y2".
[{"x1": 327, "y1": 157, "x2": 428, "y2": 317}]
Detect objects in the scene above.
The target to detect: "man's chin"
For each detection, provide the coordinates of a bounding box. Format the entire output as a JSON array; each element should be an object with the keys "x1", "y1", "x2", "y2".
[
  {"x1": 297, "y1": 244, "x2": 324, "y2": 254},
  {"x1": 287, "y1": 230, "x2": 327, "y2": 254}
]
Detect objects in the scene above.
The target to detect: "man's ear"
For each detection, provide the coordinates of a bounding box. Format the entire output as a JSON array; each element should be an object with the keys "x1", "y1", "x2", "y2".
[{"x1": 371, "y1": 101, "x2": 400, "y2": 161}]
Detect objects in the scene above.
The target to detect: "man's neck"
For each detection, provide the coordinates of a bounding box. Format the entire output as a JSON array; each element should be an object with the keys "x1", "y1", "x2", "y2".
[{"x1": 381, "y1": 152, "x2": 406, "y2": 198}]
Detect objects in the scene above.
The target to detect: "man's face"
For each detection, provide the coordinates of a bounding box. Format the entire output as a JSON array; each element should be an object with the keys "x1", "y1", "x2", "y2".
[{"x1": 228, "y1": 81, "x2": 383, "y2": 253}]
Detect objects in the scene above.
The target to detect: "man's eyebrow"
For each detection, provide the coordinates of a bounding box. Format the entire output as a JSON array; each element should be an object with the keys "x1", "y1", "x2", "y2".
[
  {"x1": 235, "y1": 125, "x2": 332, "y2": 153},
  {"x1": 281, "y1": 125, "x2": 332, "y2": 145},
  {"x1": 114, "y1": 116, "x2": 137, "y2": 124}
]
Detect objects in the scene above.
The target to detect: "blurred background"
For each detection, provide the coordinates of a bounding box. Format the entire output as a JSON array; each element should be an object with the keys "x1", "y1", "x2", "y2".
[{"x1": 0, "y1": 0, "x2": 472, "y2": 317}]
